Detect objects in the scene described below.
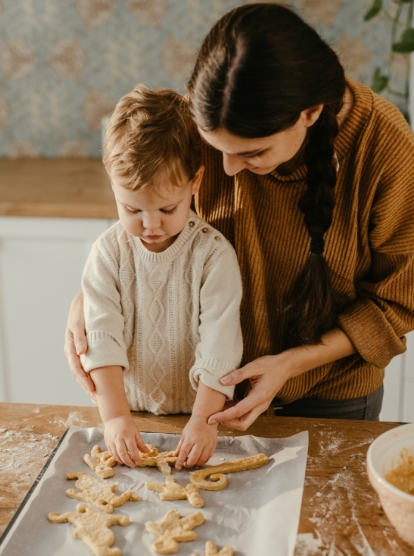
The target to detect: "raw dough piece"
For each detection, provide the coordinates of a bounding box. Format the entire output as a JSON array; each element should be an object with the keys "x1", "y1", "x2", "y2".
[
  {"x1": 48, "y1": 502, "x2": 129, "y2": 556},
  {"x1": 191, "y1": 541, "x2": 235, "y2": 556},
  {"x1": 190, "y1": 453, "x2": 269, "y2": 491},
  {"x1": 84, "y1": 445, "x2": 117, "y2": 479},
  {"x1": 66, "y1": 471, "x2": 140, "y2": 513},
  {"x1": 145, "y1": 509, "x2": 204, "y2": 554},
  {"x1": 205, "y1": 541, "x2": 234, "y2": 556},
  {"x1": 145, "y1": 475, "x2": 204, "y2": 507},
  {"x1": 137, "y1": 444, "x2": 177, "y2": 475}
]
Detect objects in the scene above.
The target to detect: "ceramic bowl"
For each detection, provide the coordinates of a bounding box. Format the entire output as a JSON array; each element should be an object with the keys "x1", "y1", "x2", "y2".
[{"x1": 367, "y1": 423, "x2": 414, "y2": 546}]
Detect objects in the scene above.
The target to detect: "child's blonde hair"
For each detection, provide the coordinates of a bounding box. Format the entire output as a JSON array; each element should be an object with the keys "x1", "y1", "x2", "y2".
[{"x1": 103, "y1": 84, "x2": 202, "y2": 190}]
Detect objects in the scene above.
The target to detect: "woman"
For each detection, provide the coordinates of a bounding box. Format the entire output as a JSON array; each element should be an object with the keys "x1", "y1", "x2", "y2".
[{"x1": 65, "y1": 3, "x2": 414, "y2": 430}]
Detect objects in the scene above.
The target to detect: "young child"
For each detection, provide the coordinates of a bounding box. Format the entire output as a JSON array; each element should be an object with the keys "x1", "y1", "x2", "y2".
[{"x1": 80, "y1": 84, "x2": 243, "y2": 470}]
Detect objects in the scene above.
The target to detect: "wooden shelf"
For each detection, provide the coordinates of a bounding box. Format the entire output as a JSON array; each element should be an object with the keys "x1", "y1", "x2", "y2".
[{"x1": 0, "y1": 158, "x2": 118, "y2": 218}]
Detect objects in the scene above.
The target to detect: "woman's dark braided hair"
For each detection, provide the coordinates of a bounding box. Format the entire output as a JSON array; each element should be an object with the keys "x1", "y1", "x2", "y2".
[{"x1": 188, "y1": 3, "x2": 346, "y2": 346}]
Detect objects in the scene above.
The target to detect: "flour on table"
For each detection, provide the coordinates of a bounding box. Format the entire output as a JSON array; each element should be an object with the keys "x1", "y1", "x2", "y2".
[
  {"x1": 0, "y1": 429, "x2": 59, "y2": 536},
  {"x1": 51, "y1": 411, "x2": 86, "y2": 428},
  {"x1": 295, "y1": 531, "x2": 325, "y2": 555}
]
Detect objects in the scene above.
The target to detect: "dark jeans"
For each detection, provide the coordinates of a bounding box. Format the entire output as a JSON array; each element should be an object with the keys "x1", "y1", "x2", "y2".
[{"x1": 273, "y1": 383, "x2": 384, "y2": 421}]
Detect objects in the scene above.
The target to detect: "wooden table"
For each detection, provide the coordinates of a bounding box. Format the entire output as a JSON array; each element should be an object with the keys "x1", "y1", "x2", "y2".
[{"x1": 0, "y1": 403, "x2": 412, "y2": 554}]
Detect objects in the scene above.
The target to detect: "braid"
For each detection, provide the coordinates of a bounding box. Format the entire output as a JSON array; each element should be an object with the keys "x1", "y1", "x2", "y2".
[{"x1": 285, "y1": 103, "x2": 341, "y2": 347}]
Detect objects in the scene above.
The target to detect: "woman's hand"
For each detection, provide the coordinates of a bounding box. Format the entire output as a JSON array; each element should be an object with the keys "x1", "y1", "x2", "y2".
[
  {"x1": 63, "y1": 291, "x2": 96, "y2": 400},
  {"x1": 207, "y1": 355, "x2": 293, "y2": 431},
  {"x1": 207, "y1": 329, "x2": 356, "y2": 431}
]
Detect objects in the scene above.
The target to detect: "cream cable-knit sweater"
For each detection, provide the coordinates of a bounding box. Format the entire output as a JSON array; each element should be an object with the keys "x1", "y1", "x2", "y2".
[{"x1": 81, "y1": 210, "x2": 243, "y2": 415}]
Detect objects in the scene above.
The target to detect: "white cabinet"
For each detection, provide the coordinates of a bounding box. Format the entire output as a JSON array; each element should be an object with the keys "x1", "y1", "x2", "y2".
[
  {"x1": 0, "y1": 216, "x2": 114, "y2": 406},
  {"x1": 376, "y1": 331, "x2": 414, "y2": 422},
  {"x1": 0, "y1": 214, "x2": 412, "y2": 420}
]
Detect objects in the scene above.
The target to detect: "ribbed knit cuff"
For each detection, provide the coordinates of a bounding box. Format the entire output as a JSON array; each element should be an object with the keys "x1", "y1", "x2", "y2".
[
  {"x1": 81, "y1": 331, "x2": 129, "y2": 372},
  {"x1": 336, "y1": 300, "x2": 406, "y2": 368},
  {"x1": 189, "y1": 358, "x2": 235, "y2": 399}
]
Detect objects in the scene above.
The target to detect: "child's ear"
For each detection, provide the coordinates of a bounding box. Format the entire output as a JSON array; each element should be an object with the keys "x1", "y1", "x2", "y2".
[{"x1": 191, "y1": 165, "x2": 205, "y2": 195}]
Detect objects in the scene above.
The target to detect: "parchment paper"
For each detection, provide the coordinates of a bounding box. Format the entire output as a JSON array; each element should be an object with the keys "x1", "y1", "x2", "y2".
[{"x1": 0, "y1": 426, "x2": 308, "y2": 556}]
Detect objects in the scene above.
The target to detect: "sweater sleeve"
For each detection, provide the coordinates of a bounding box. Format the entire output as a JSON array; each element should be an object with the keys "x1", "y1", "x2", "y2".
[
  {"x1": 80, "y1": 237, "x2": 129, "y2": 373},
  {"x1": 337, "y1": 124, "x2": 414, "y2": 368},
  {"x1": 189, "y1": 240, "x2": 243, "y2": 398}
]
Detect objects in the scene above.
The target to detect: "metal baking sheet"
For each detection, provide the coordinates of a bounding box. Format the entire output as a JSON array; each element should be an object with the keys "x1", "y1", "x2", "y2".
[{"x1": 0, "y1": 426, "x2": 308, "y2": 556}]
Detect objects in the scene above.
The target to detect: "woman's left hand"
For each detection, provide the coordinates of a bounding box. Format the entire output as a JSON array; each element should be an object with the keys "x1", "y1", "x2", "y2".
[
  {"x1": 207, "y1": 355, "x2": 292, "y2": 431},
  {"x1": 207, "y1": 328, "x2": 357, "y2": 431}
]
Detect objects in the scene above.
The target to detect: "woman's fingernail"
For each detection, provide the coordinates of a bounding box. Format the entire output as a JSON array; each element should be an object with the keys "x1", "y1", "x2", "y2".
[
  {"x1": 220, "y1": 376, "x2": 230, "y2": 385},
  {"x1": 209, "y1": 419, "x2": 217, "y2": 425}
]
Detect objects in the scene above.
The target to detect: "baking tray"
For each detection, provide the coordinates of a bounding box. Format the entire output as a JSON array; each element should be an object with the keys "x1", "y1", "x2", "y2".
[{"x1": 0, "y1": 426, "x2": 308, "y2": 555}]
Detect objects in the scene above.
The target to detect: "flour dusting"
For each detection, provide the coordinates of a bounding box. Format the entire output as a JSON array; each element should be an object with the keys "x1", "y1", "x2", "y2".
[
  {"x1": 51, "y1": 411, "x2": 86, "y2": 428},
  {"x1": 0, "y1": 429, "x2": 58, "y2": 474},
  {"x1": 317, "y1": 431, "x2": 343, "y2": 455},
  {"x1": 295, "y1": 531, "x2": 324, "y2": 555},
  {"x1": 351, "y1": 510, "x2": 376, "y2": 555},
  {"x1": 304, "y1": 464, "x2": 379, "y2": 555},
  {"x1": 0, "y1": 428, "x2": 59, "y2": 535},
  {"x1": 336, "y1": 440, "x2": 374, "y2": 454}
]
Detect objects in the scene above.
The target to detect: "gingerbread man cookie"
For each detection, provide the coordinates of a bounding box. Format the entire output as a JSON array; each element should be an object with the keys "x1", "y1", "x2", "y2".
[
  {"x1": 190, "y1": 453, "x2": 269, "y2": 491},
  {"x1": 66, "y1": 471, "x2": 140, "y2": 513},
  {"x1": 145, "y1": 509, "x2": 204, "y2": 554},
  {"x1": 48, "y1": 502, "x2": 129, "y2": 556},
  {"x1": 137, "y1": 444, "x2": 177, "y2": 475},
  {"x1": 84, "y1": 445, "x2": 117, "y2": 479},
  {"x1": 145, "y1": 475, "x2": 204, "y2": 507},
  {"x1": 205, "y1": 541, "x2": 235, "y2": 555},
  {"x1": 191, "y1": 542, "x2": 235, "y2": 556}
]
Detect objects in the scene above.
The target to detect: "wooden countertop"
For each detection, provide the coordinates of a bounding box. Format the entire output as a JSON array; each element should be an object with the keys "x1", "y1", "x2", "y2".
[
  {"x1": 0, "y1": 403, "x2": 412, "y2": 554},
  {"x1": 0, "y1": 158, "x2": 118, "y2": 218}
]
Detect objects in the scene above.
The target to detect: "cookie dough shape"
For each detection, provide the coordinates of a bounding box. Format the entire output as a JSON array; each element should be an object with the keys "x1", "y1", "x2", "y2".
[
  {"x1": 84, "y1": 445, "x2": 117, "y2": 479},
  {"x1": 145, "y1": 509, "x2": 204, "y2": 554},
  {"x1": 137, "y1": 444, "x2": 177, "y2": 475},
  {"x1": 204, "y1": 541, "x2": 235, "y2": 556},
  {"x1": 145, "y1": 475, "x2": 204, "y2": 508},
  {"x1": 191, "y1": 541, "x2": 234, "y2": 556},
  {"x1": 66, "y1": 471, "x2": 140, "y2": 513},
  {"x1": 48, "y1": 502, "x2": 129, "y2": 556},
  {"x1": 190, "y1": 453, "x2": 269, "y2": 491}
]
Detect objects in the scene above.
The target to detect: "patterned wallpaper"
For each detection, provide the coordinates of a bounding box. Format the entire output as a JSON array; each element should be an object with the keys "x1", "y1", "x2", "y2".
[{"x1": 0, "y1": 0, "x2": 397, "y2": 157}]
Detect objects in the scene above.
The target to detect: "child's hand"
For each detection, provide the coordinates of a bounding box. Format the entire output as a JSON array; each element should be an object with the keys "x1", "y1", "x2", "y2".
[
  {"x1": 174, "y1": 415, "x2": 218, "y2": 469},
  {"x1": 104, "y1": 414, "x2": 149, "y2": 467}
]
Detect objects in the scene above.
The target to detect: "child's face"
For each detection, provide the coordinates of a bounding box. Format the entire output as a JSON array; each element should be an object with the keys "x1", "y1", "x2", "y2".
[{"x1": 112, "y1": 166, "x2": 204, "y2": 253}]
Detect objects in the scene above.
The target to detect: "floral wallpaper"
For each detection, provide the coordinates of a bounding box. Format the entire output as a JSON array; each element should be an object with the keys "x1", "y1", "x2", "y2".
[{"x1": 0, "y1": 0, "x2": 395, "y2": 157}]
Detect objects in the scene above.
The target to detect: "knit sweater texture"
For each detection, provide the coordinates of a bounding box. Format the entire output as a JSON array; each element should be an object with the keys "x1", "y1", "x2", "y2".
[
  {"x1": 196, "y1": 79, "x2": 414, "y2": 403},
  {"x1": 81, "y1": 210, "x2": 243, "y2": 415}
]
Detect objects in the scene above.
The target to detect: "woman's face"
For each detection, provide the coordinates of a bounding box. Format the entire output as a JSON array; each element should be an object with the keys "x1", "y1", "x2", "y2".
[{"x1": 198, "y1": 105, "x2": 323, "y2": 176}]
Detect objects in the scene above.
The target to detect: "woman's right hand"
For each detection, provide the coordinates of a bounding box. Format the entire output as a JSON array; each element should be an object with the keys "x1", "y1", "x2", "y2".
[{"x1": 64, "y1": 291, "x2": 96, "y2": 401}]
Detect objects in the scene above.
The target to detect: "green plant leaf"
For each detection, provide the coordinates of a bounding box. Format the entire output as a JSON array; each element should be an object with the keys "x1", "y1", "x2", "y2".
[
  {"x1": 363, "y1": 0, "x2": 382, "y2": 21},
  {"x1": 371, "y1": 68, "x2": 389, "y2": 93},
  {"x1": 392, "y1": 28, "x2": 414, "y2": 52}
]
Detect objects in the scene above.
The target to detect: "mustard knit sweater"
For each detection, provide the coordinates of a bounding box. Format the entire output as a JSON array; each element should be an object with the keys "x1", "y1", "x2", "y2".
[{"x1": 196, "y1": 79, "x2": 414, "y2": 403}]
